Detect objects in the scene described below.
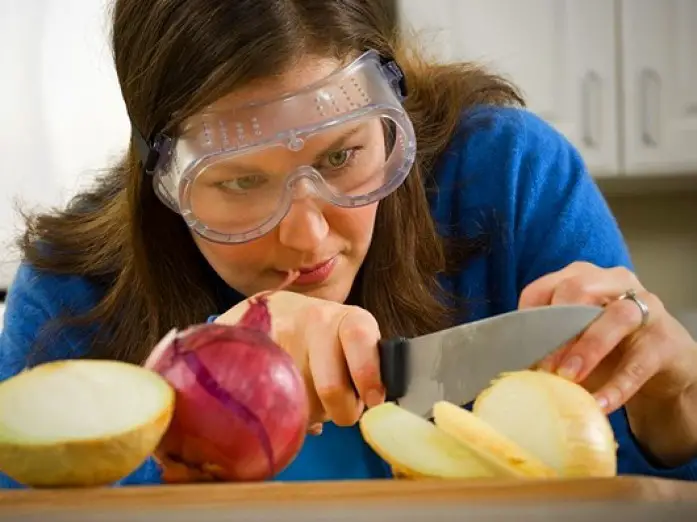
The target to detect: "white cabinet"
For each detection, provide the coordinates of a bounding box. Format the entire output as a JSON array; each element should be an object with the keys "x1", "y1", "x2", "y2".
[
  {"x1": 620, "y1": 0, "x2": 697, "y2": 175},
  {"x1": 450, "y1": 0, "x2": 619, "y2": 176},
  {"x1": 397, "y1": 0, "x2": 697, "y2": 177}
]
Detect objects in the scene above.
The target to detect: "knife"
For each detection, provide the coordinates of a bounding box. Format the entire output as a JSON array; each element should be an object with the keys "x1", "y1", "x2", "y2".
[{"x1": 376, "y1": 304, "x2": 603, "y2": 418}]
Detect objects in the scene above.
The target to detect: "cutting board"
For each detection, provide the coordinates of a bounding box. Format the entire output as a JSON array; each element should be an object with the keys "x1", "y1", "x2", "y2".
[{"x1": 1, "y1": 477, "x2": 697, "y2": 522}]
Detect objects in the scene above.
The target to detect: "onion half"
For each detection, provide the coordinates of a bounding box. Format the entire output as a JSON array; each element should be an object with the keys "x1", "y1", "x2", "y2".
[
  {"x1": 474, "y1": 370, "x2": 618, "y2": 477},
  {"x1": 0, "y1": 360, "x2": 174, "y2": 488}
]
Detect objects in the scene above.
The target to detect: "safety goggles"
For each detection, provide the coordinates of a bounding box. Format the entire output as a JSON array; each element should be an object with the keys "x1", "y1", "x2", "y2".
[{"x1": 135, "y1": 49, "x2": 416, "y2": 244}]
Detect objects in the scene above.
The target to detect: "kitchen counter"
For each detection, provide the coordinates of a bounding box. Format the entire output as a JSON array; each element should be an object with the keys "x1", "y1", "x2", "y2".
[{"x1": 1, "y1": 477, "x2": 696, "y2": 522}]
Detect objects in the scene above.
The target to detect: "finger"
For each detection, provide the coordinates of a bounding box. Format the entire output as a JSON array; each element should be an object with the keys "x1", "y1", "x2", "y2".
[
  {"x1": 519, "y1": 263, "x2": 642, "y2": 309},
  {"x1": 338, "y1": 306, "x2": 384, "y2": 408},
  {"x1": 308, "y1": 423, "x2": 324, "y2": 436},
  {"x1": 293, "y1": 308, "x2": 328, "y2": 427},
  {"x1": 555, "y1": 296, "x2": 651, "y2": 383},
  {"x1": 519, "y1": 267, "x2": 577, "y2": 309},
  {"x1": 536, "y1": 339, "x2": 575, "y2": 373},
  {"x1": 520, "y1": 264, "x2": 597, "y2": 371},
  {"x1": 593, "y1": 344, "x2": 661, "y2": 414},
  {"x1": 548, "y1": 266, "x2": 644, "y2": 307},
  {"x1": 307, "y1": 306, "x2": 361, "y2": 427}
]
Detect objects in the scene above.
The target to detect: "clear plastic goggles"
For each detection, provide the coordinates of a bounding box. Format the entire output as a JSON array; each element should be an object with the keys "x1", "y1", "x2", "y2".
[{"x1": 148, "y1": 50, "x2": 416, "y2": 243}]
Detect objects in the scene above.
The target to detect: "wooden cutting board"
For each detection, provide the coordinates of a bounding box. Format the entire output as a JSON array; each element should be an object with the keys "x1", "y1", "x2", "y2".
[{"x1": 1, "y1": 477, "x2": 697, "y2": 522}]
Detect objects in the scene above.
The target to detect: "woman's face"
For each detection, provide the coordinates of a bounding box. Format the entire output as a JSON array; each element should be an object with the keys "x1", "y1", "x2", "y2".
[{"x1": 190, "y1": 56, "x2": 380, "y2": 303}]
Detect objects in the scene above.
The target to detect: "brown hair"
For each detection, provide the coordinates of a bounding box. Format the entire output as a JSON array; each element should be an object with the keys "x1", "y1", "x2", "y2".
[{"x1": 20, "y1": 0, "x2": 523, "y2": 365}]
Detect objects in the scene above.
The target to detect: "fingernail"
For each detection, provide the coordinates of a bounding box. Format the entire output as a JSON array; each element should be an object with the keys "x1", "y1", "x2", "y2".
[
  {"x1": 308, "y1": 423, "x2": 323, "y2": 436},
  {"x1": 596, "y1": 396, "x2": 609, "y2": 410},
  {"x1": 596, "y1": 387, "x2": 621, "y2": 412},
  {"x1": 366, "y1": 389, "x2": 383, "y2": 408},
  {"x1": 606, "y1": 387, "x2": 621, "y2": 407},
  {"x1": 557, "y1": 356, "x2": 583, "y2": 381}
]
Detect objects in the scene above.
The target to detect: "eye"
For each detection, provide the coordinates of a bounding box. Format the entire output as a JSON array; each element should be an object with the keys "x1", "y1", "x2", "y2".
[
  {"x1": 323, "y1": 149, "x2": 354, "y2": 169},
  {"x1": 220, "y1": 175, "x2": 267, "y2": 192}
]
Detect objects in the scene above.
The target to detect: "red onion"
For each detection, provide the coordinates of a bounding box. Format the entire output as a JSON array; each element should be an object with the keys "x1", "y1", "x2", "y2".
[{"x1": 145, "y1": 289, "x2": 309, "y2": 482}]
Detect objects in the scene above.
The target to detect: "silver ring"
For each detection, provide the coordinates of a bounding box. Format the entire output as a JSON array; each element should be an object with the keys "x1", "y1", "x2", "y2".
[{"x1": 618, "y1": 288, "x2": 650, "y2": 329}]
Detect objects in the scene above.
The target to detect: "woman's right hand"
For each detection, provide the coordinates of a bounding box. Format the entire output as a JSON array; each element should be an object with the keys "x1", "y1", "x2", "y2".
[{"x1": 215, "y1": 291, "x2": 386, "y2": 433}]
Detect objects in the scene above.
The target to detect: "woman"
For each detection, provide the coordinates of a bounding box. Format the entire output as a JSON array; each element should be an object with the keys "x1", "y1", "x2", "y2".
[{"x1": 1, "y1": 0, "x2": 697, "y2": 487}]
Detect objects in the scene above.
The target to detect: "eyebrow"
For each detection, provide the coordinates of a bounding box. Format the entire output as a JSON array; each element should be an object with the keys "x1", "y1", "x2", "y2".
[
  {"x1": 217, "y1": 125, "x2": 365, "y2": 176},
  {"x1": 311, "y1": 125, "x2": 363, "y2": 164}
]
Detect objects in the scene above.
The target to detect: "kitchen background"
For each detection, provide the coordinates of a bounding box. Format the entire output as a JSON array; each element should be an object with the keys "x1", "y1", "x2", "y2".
[{"x1": 0, "y1": 0, "x2": 696, "y2": 334}]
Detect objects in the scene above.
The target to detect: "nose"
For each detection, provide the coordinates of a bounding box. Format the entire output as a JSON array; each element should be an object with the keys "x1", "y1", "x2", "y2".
[{"x1": 277, "y1": 196, "x2": 329, "y2": 252}]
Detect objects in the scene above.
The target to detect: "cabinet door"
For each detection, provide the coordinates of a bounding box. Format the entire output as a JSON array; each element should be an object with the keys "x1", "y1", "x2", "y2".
[
  {"x1": 620, "y1": 0, "x2": 697, "y2": 175},
  {"x1": 397, "y1": 0, "x2": 620, "y2": 176}
]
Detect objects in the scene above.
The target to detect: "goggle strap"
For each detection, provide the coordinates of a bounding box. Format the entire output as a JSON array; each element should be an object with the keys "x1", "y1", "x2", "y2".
[
  {"x1": 131, "y1": 125, "x2": 173, "y2": 176},
  {"x1": 379, "y1": 56, "x2": 408, "y2": 100}
]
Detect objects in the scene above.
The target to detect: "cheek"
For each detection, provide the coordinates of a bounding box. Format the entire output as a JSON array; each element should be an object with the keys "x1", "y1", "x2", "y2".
[
  {"x1": 192, "y1": 234, "x2": 274, "y2": 294},
  {"x1": 325, "y1": 202, "x2": 378, "y2": 251},
  {"x1": 189, "y1": 201, "x2": 378, "y2": 296}
]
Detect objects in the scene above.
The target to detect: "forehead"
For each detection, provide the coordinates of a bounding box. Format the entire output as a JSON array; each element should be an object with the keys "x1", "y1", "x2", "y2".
[{"x1": 208, "y1": 55, "x2": 344, "y2": 112}]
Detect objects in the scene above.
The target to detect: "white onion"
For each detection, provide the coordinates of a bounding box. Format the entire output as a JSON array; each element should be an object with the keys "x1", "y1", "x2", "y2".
[
  {"x1": 359, "y1": 370, "x2": 617, "y2": 480},
  {"x1": 433, "y1": 401, "x2": 557, "y2": 477},
  {"x1": 359, "y1": 402, "x2": 524, "y2": 479},
  {"x1": 473, "y1": 370, "x2": 617, "y2": 477},
  {"x1": 0, "y1": 360, "x2": 174, "y2": 488}
]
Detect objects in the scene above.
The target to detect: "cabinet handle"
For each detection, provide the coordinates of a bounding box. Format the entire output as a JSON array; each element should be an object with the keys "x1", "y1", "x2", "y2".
[
  {"x1": 639, "y1": 69, "x2": 661, "y2": 147},
  {"x1": 581, "y1": 71, "x2": 602, "y2": 148}
]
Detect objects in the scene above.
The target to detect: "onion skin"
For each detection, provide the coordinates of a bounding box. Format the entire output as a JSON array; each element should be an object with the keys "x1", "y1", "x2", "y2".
[{"x1": 146, "y1": 293, "x2": 309, "y2": 482}]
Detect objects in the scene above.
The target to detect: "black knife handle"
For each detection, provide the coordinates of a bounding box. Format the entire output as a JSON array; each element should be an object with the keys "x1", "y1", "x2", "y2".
[{"x1": 378, "y1": 337, "x2": 409, "y2": 401}]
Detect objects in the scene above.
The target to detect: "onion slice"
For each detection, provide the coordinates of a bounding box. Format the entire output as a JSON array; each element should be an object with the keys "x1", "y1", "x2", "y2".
[
  {"x1": 432, "y1": 401, "x2": 557, "y2": 478},
  {"x1": 359, "y1": 402, "x2": 530, "y2": 479},
  {"x1": 473, "y1": 370, "x2": 617, "y2": 477},
  {"x1": 0, "y1": 360, "x2": 174, "y2": 488}
]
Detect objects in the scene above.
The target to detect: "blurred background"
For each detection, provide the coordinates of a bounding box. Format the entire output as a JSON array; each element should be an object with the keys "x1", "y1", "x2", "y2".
[{"x1": 0, "y1": 0, "x2": 696, "y2": 334}]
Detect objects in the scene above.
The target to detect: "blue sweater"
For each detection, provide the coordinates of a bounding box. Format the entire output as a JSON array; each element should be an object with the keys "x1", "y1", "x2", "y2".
[{"x1": 2, "y1": 106, "x2": 696, "y2": 488}]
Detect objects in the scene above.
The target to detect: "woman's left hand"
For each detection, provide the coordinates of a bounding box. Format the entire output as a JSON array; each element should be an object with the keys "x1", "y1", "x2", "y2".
[{"x1": 520, "y1": 261, "x2": 697, "y2": 465}]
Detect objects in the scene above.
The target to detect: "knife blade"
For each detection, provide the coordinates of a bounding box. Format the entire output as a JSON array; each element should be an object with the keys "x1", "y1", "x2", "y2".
[{"x1": 376, "y1": 304, "x2": 603, "y2": 418}]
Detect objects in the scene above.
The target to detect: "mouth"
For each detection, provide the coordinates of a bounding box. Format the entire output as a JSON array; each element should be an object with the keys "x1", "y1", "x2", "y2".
[
  {"x1": 280, "y1": 256, "x2": 338, "y2": 286},
  {"x1": 298, "y1": 258, "x2": 334, "y2": 273}
]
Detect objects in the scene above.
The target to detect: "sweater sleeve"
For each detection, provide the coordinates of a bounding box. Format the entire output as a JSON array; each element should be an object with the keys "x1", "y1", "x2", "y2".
[
  {"x1": 0, "y1": 263, "x2": 102, "y2": 380},
  {"x1": 502, "y1": 108, "x2": 697, "y2": 480}
]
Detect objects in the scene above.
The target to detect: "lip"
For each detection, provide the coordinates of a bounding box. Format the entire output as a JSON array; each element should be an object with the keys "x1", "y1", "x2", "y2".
[{"x1": 285, "y1": 256, "x2": 338, "y2": 286}]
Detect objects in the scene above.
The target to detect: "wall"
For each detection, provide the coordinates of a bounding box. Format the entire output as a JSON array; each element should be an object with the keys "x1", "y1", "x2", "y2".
[
  {"x1": 605, "y1": 192, "x2": 697, "y2": 316},
  {"x1": 0, "y1": 0, "x2": 130, "y2": 289}
]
